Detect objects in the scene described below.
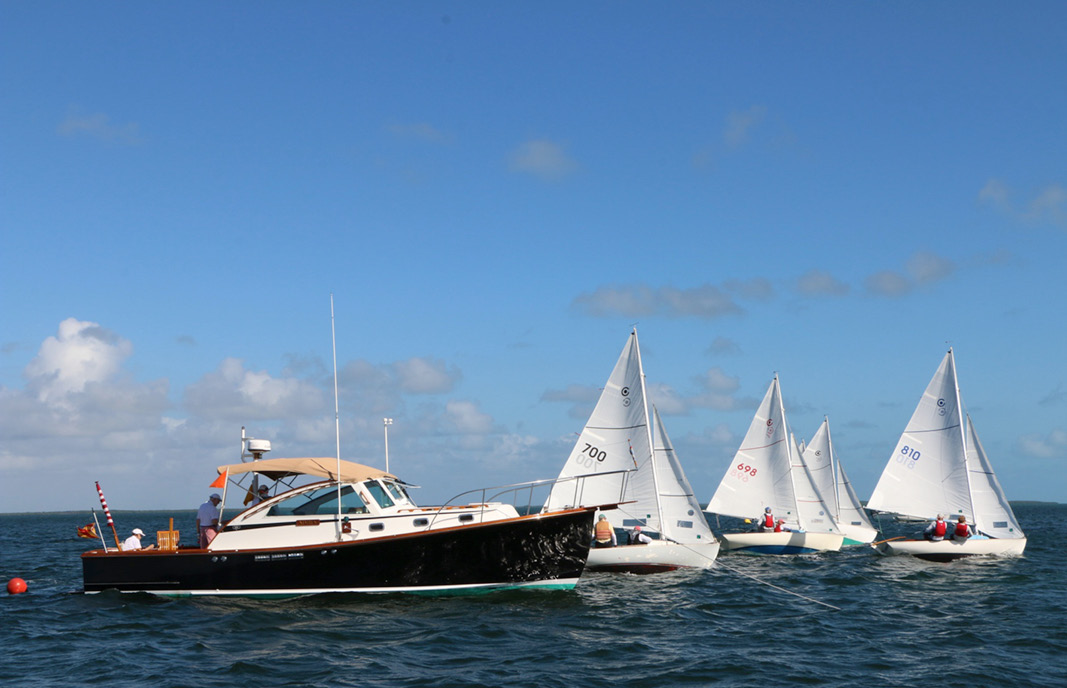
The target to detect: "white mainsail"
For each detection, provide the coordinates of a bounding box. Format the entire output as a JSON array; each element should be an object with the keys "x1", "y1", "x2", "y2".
[
  {"x1": 651, "y1": 405, "x2": 716, "y2": 544},
  {"x1": 965, "y1": 415, "x2": 1025, "y2": 539},
  {"x1": 706, "y1": 375, "x2": 838, "y2": 534},
  {"x1": 706, "y1": 376, "x2": 796, "y2": 523},
  {"x1": 543, "y1": 330, "x2": 653, "y2": 529},
  {"x1": 791, "y1": 432, "x2": 841, "y2": 534},
  {"x1": 867, "y1": 350, "x2": 972, "y2": 520}
]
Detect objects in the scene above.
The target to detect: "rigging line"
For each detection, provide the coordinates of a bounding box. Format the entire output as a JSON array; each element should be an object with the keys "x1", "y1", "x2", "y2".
[
  {"x1": 714, "y1": 559, "x2": 841, "y2": 611},
  {"x1": 658, "y1": 537, "x2": 841, "y2": 612}
]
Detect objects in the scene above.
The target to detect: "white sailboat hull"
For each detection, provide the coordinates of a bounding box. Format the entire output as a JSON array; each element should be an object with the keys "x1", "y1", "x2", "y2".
[
  {"x1": 719, "y1": 531, "x2": 844, "y2": 555},
  {"x1": 585, "y1": 540, "x2": 720, "y2": 573},
  {"x1": 840, "y1": 524, "x2": 878, "y2": 545},
  {"x1": 875, "y1": 537, "x2": 1027, "y2": 562}
]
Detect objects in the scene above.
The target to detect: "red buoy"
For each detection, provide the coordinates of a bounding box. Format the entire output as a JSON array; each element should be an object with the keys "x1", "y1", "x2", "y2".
[{"x1": 7, "y1": 578, "x2": 27, "y2": 594}]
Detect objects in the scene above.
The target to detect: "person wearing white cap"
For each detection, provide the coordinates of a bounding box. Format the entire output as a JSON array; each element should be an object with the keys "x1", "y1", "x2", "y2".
[
  {"x1": 122, "y1": 527, "x2": 155, "y2": 551},
  {"x1": 196, "y1": 493, "x2": 222, "y2": 548}
]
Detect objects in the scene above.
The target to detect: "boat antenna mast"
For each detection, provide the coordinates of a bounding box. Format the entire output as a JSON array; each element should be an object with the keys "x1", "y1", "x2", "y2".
[{"x1": 331, "y1": 294, "x2": 343, "y2": 538}]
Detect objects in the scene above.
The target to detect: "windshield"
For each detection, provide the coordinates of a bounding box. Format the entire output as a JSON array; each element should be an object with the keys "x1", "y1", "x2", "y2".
[
  {"x1": 268, "y1": 485, "x2": 368, "y2": 516},
  {"x1": 384, "y1": 480, "x2": 412, "y2": 504},
  {"x1": 364, "y1": 481, "x2": 395, "y2": 508}
]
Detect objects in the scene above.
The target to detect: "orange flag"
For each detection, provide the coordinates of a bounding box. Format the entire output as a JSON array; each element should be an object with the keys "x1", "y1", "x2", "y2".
[{"x1": 209, "y1": 470, "x2": 227, "y2": 488}]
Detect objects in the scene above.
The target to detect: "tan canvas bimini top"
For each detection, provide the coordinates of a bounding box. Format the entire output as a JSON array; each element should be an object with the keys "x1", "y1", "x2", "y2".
[{"x1": 215, "y1": 457, "x2": 396, "y2": 483}]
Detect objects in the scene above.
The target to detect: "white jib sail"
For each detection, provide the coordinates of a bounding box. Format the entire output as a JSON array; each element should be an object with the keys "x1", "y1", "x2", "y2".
[
  {"x1": 543, "y1": 331, "x2": 653, "y2": 530},
  {"x1": 651, "y1": 405, "x2": 715, "y2": 543},
  {"x1": 707, "y1": 376, "x2": 798, "y2": 524},
  {"x1": 867, "y1": 350, "x2": 972, "y2": 520},
  {"x1": 804, "y1": 417, "x2": 876, "y2": 533},
  {"x1": 965, "y1": 415, "x2": 1025, "y2": 539},
  {"x1": 791, "y1": 431, "x2": 841, "y2": 534}
]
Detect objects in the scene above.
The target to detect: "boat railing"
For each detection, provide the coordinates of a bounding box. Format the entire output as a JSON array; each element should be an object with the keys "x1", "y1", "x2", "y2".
[{"x1": 425, "y1": 469, "x2": 634, "y2": 529}]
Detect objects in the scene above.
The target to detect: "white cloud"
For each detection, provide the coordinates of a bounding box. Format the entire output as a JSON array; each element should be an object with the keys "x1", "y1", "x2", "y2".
[
  {"x1": 723, "y1": 278, "x2": 775, "y2": 301},
  {"x1": 646, "y1": 382, "x2": 687, "y2": 416},
  {"x1": 509, "y1": 139, "x2": 578, "y2": 180},
  {"x1": 444, "y1": 399, "x2": 494, "y2": 435},
  {"x1": 1017, "y1": 429, "x2": 1067, "y2": 459},
  {"x1": 724, "y1": 105, "x2": 767, "y2": 148},
  {"x1": 387, "y1": 122, "x2": 454, "y2": 144},
  {"x1": 795, "y1": 269, "x2": 850, "y2": 297},
  {"x1": 184, "y1": 357, "x2": 325, "y2": 421},
  {"x1": 392, "y1": 357, "x2": 460, "y2": 394},
  {"x1": 864, "y1": 270, "x2": 911, "y2": 297},
  {"x1": 907, "y1": 251, "x2": 955, "y2": 284},
  {"x1": 980, "y1": 178, "x2": 1067, "y2": 228},
  {"x1": 707, "y1": 336, "x2": 741, "y2": 356},
  {"x1": 573, "y1": 283, "x2": 742, "y2": 319},
  {"x1": 24, "y1": 318, "x2": 133, "y2": 406},
  {"x1": 57, "y1": 108, "x2": 143, "y2": 145}
]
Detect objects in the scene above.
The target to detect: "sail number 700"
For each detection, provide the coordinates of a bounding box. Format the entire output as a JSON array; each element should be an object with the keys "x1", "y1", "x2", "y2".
[{"x1": 574, "y1": 443, "x2": 608, "y2": 469}]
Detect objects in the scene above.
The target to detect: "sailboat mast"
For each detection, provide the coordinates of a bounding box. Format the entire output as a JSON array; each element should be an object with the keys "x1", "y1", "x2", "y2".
[
  {"x1": 331, "y1": 294, "x2": 343, "y2": 538},
  {"x1": 824, "y1": 416, "x2": 841, "y2": 521},
  {"x1": 777, "y1": 376, "x2": 803, "y2": 526},
  {"x1": 632, "y1": 329, "x2": 661, "y2": 532},
  {"x1": 949, "y1": 348, "x2": 977, "y2": 519}
]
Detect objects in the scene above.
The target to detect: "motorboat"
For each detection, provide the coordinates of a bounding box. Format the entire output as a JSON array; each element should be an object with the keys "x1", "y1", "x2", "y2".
[{"x1": 83, "y1": 445, "x2": 615, "y2": 596}]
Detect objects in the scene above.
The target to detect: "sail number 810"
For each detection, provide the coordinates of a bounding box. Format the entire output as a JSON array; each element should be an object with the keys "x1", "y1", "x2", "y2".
[{"x1": 896, "y1": 445, "x2": 921, "y2": 468}]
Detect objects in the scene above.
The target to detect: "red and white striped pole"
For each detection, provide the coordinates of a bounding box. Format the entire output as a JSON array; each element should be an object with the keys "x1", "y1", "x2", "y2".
[{"x1": 95, "y1": 481, "x2": 121, "y2": 549}]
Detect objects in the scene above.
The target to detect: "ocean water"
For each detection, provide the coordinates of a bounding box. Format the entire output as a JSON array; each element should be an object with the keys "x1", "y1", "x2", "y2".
[{"x1": 2, "y1": 504, "x2": 1066, "y2": 688}]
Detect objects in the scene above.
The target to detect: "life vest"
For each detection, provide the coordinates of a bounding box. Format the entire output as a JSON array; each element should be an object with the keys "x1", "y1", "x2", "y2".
[
  {"x1": 774, "y1": 522, "x2": 785, "y2": 533},
  {"x1": 763, "y1": 514, "x2": 775, "y2": 530},
  {"x1": 934, "y1": 520, "x2": 947, "y2": 537},
  {"x1": 594, "y1": 520, "x2": 613, "y2": 542},
  {"x1": 954, "y1": 522, "x2": 970, "y2": 538}
]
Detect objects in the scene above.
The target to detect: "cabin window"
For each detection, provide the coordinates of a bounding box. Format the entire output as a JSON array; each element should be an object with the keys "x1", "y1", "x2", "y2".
[
  {"x1": 384, "y1": 480, "x2": 412, "y2": 504},
  {"x1": 365, "y1": 481, "x2": 395, "y2": 509},
  {"x1": 459, "y1": 514, "x2": 474, "y2": 523},
  {"x1": 268, "y1": 485, "x2": 368, "y2": 517},
  {"x1": 413, "y1": 518, "x2": 429, "y2": 527},
  {"x1": 369, "y1": 523, "x2": 384, "y2": 532}
]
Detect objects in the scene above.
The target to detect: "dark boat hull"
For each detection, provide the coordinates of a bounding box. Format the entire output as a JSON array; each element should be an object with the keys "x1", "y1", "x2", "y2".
[{"x1": 83, "y1": 509, "x2": 595, "y2": 596}]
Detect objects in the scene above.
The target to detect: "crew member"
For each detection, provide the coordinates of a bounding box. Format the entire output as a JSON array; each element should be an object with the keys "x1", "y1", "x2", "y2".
[{"x1": 593, "y1": 514, "x2": 617, "y2": 548}]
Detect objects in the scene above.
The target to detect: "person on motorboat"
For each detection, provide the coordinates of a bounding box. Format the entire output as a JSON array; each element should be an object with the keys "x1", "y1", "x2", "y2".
[
  {"x1": 593, "y1": 513, "x2": 617, "y2": 548},
  {"x1": 250, "y1": 484, "x2": 270, "y2": 505},
  {"x1": 122, "y1": 527, "x2": 155, "y2": 551},
  {"x1": 951, "y1": 515, "x2": 974, "y2": 540},
  {"x1": 628, "y1": 525, "x2": 652, "y2": 545},
  {"x1": 923, "y1": 514, "x2": 948, "y2": 541},
  {"x1": 196, "y1": 493, "x2": 222, "y2": 548}
]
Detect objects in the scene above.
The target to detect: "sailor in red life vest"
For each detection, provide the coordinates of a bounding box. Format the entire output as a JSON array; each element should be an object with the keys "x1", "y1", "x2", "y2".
[
  {"x1": 923, "y1": 514, "x2": 948, "y2": 541},
  {"x1": 758, "y1": 507, "x2": 775, "y2": 532},
  {"x1": 952, "y1": 515, "x2": 974, "y2": 540},
  {"x1": 774, "y1": 518, "x2": 791, "y2": 533},
  {"x1": 593, "y1": 513, "x2": 617, "y2": 548}
]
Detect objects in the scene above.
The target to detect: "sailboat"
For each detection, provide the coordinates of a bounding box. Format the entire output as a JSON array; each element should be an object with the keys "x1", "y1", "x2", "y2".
[
  {"x1": 705, "y1": 375, "x2": 844, "y2": 554},
  {"x1": 866, "y1": 349, "x2": 1026, "y2": 561},
  {"x1": 543, "y1": 330, "x2": 720, "y2": 573},
  {"x1": 802, "y1": 417, "x2": 878, "y2": 545}
]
